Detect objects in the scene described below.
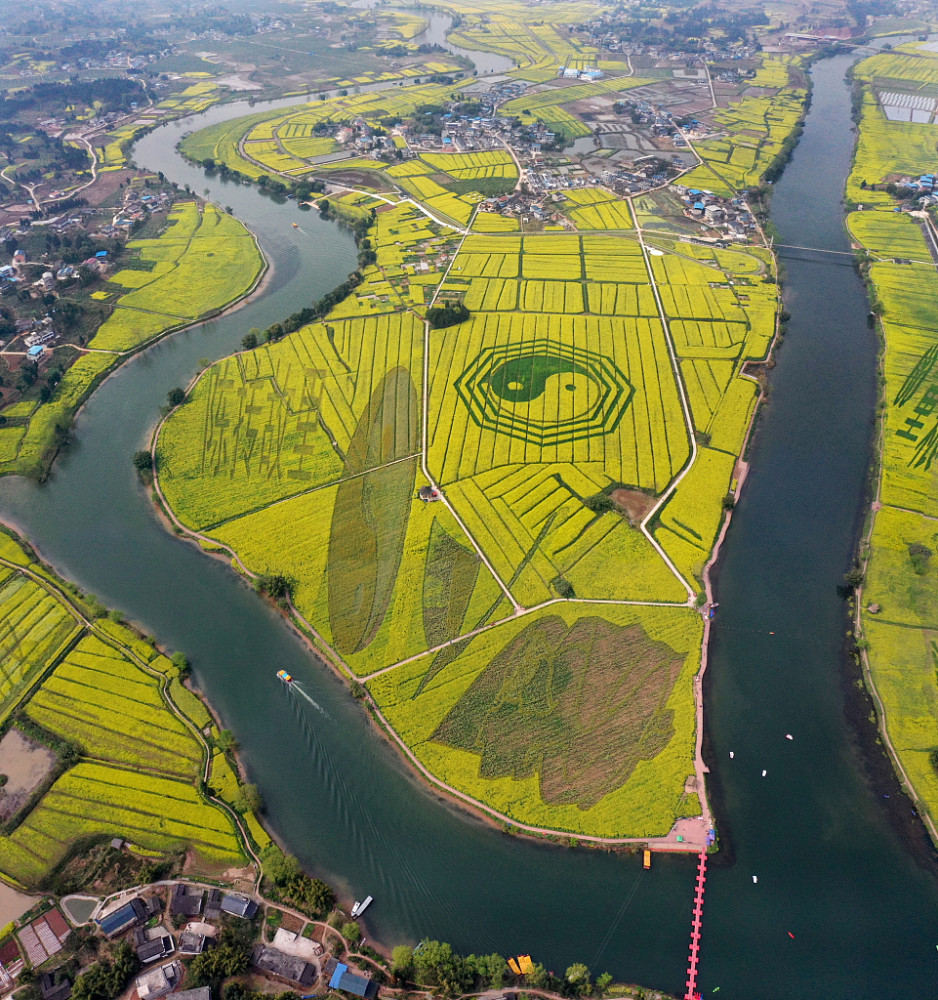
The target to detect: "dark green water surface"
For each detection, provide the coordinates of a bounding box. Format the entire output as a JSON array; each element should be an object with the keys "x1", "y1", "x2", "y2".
[{"x1": 0, "y1": 52, "x2": 936, "y2": 999}]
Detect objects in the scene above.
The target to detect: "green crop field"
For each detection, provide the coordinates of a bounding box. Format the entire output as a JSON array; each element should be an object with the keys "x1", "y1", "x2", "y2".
[
  {"x1": 849, "y1": 47, "x2": 938, "y2": 838},
  {"x1": 0, "y1": 530, "x2": 247, "y2": 886}
]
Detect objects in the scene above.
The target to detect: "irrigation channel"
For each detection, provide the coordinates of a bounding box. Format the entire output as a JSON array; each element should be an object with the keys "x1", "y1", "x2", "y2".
[{"x1": 0, "y1": 45, "x2": 937, "y2": 1000}]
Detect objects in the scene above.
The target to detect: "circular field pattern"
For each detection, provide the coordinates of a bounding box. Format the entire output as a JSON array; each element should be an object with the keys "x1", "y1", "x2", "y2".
[{"x1": 454, "y1": 340, "x2": 633, "y2": 447}]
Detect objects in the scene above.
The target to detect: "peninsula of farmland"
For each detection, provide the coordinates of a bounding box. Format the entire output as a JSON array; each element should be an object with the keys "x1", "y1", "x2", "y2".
[
  {"x1": 0, "y1": 528, "x2": 273, "y2": 887},
  {"x1": 156, "y1": 23, "x2": 799, "y2": 842}
]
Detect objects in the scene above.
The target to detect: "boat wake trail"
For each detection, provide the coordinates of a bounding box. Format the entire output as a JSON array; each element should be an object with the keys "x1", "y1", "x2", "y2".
[
  {"x1": 282, "y1": 681, "x2": 468, "y2": 936},
  {"x1": 590, "y1": 867, "x2": 646, "y2": 969},
  {"x1": 292, "y1": 682, "x2": 331, "y2": 719}
]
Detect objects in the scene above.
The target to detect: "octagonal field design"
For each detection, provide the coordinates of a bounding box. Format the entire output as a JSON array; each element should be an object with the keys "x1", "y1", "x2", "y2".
[{"x1": 454, "y1": 340, "x2": 633, "y2": 446}]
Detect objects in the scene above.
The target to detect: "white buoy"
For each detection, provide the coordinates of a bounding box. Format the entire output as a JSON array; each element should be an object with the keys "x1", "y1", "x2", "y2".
[
  {"x1": 729, "y1": 751, "x2": 734, "y2": 759},
  {"x1": 761, "y1": 769, "x2": 767, "y2": 777},
  {"x1": 752, "y1": 875, "x2": 758, "y2": 884},
  {"x1": 785, "y1": 734, "x2": 793, "y2": 740}
]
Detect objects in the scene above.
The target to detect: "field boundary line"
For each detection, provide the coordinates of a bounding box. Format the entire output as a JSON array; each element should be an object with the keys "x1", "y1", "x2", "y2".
[
  {"x1": 201, "y1": 453, "x2": 420, "y2": 532},
  {"x1": 420, "y1": 205, "x2": 521, "y2": 611},
  {"x1": 631, "y1": 201, "x2": 698, "y2": 602},
  {"x1": 359, "y1": 595, "x2": 695, "y2": 682}
]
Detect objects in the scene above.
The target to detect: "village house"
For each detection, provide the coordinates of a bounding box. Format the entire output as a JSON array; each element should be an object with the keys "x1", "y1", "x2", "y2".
[
  {"x1": 135, "y1": 960, "x2": 183, "y2": 1000},
  {"x1": 250, "y1": 945, "x2": 318, "y2": 988},
  {"x1": 169, "y1": 884, "x2": 204, "y2": 918}
]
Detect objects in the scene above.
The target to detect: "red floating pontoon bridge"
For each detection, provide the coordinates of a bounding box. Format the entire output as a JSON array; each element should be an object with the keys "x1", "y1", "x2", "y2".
[{"x1": 684, "y1": 848, "x2": 708, "y2": 1000}]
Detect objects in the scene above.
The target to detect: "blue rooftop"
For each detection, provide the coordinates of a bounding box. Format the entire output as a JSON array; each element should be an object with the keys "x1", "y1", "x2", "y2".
[
  {"x1": 329, "y1": 964, "x2": 378, "y2": 999},
  {"x1": 95, "y1": 250, "x2": 107, "y2": 258},
  {"x1": 95, "y1": 899, "x2": 142, "y2": 936},
  {"x1": 27, "y1": 345, "x2": 44, "y2": 358}
]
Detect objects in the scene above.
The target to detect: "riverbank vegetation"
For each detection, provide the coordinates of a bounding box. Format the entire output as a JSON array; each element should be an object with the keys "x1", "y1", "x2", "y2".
[
  {"x1": 0, "y1": 526, "x2": 275, "y2": 889},
  {"x1": 846, "y1": 41, "x2": 938, "y2": 843}
]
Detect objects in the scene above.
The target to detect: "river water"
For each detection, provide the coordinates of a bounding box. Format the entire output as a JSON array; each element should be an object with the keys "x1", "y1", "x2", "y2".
[
  {"x1": 0, "y1": 47, "x2": 936, "y2": 1000},
  {"x1": 409, "y1": 12, "x2": 515, "y2": 76}
]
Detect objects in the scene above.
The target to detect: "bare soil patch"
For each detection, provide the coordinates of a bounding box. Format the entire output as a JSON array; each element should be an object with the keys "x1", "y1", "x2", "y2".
[
  {"x1": 611, "y1": 488, "x2": 656, "y2": 525},
  {"x1": 82, "y1": 169, "x2": 138, "y2": 206},
  {"x1": 0, "y1": 881, "x2": 40, "y2": 925},
  {"x1": 323, "y1": 169, "x2": 394, "y2": 192},
  {"x1": 0, "y1": 729, "x2": 57, "y2": 822}
]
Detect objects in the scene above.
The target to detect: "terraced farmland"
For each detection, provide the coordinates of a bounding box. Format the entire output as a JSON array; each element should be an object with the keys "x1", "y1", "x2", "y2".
[
  {"x1": 0, "y1": 572, "x2": 81, "y2": 723},
  {"x1": 26, "y1": 635, "x2": 203, "y2": 778}
]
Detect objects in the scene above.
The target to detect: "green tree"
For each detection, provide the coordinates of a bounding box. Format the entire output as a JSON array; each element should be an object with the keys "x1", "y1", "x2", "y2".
[
  {"x1": 260, "y1": 844, "x2": 300, "y2": 884},
  {"x1": 234, "y1": 782, "x2": 263, "y2": 814},
  {"x1": 217, "y1": 728, "x2": 238, "y2": 751},
  {"x1": 566, "y1": 963, "x2": 591, "y2": 996},
  {"x1": 188, "y1": 942, "x2": 250, "y2": 989},
  {"x1": 284, "y1": 874, "x2": 333, "y2": 916},
  {"x1": 426, "y1": 300, "x2": 470, "y2": 329},
  {"x1": 843, "y1": 567, "x2": 864, "y2": 588},
  {"x1": 256, "y1": 573, "x2": 292, "y2": 602},
  {"x1": 391, "y1": 945, "x2": 413, "y2": 980},
  {"x1": 71, "y1": 942, "x2": 138, "y2": 1000},
  {"x1": 595, "y1": 971, "x2": 613, "y2": 996},
  {"x1": 412, "y1": 941, "x2": 472, "y2": 995},
  {"x1": 341, "y1": 921, "x2": 361, "y2": 945},
  {"x1": 472, "y1": 953, "x2": 508, "y2": 988},
  {"x1": 167, "y1": 386, "x2": 185, "y2": 407},
  {"x1": 526, "y1": 962, "x2": 549, "y2": 989},
  {"x1": 132, "y1": 450, "x2": 152, "y2": 471},
  {"x1": 241, "y1": 331, "x2": 258, "y2": 350}
]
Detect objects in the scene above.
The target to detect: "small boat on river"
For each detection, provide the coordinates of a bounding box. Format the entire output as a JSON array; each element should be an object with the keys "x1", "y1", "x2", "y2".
[
  {"x1": 276, "y1": 669, "x2": 293, "y2": 683},
  {"x1": 350, "y1": 895, "x2": 373, "y2": 918},
  {"x1": 643, "y1": 849, "x2": 652, "y2": 870}
]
